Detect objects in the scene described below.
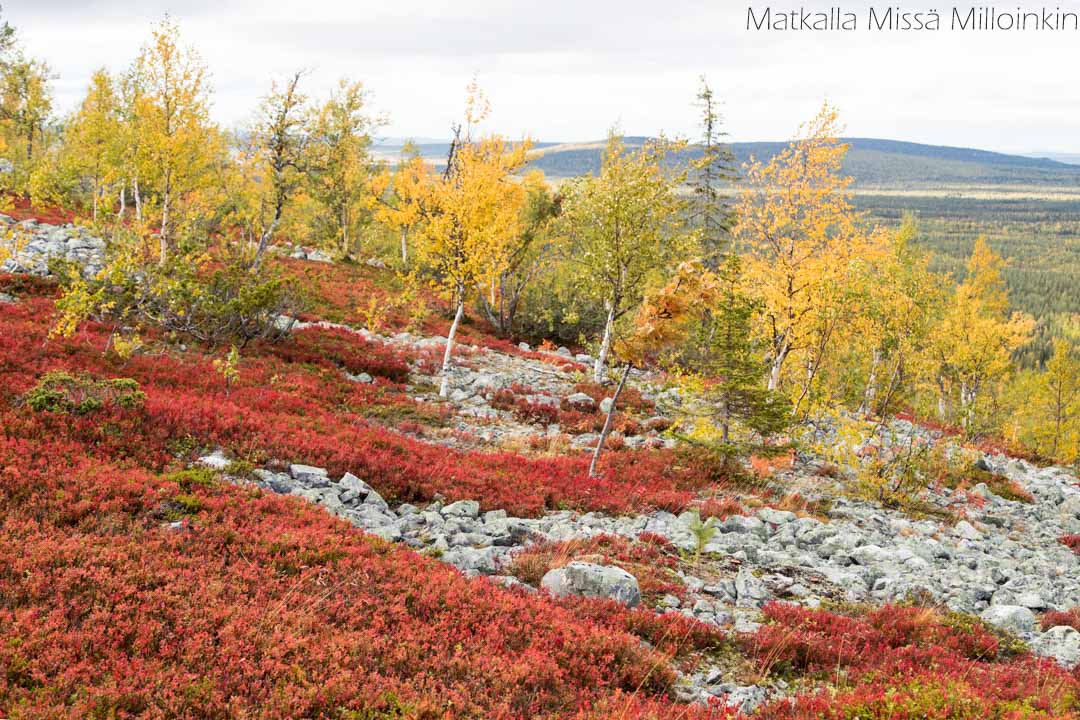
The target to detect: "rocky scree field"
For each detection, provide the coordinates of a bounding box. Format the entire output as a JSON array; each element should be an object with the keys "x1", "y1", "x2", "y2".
[{"x1": 1, "y1": 215, "x2": 1080, "y2": 718}]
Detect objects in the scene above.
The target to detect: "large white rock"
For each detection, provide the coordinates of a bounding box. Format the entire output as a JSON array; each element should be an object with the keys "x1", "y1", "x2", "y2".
[
  {"x1": 289, "y1": 463, "x2": 330, "y2": 487},
  {"x1": 980, "y1": 604, "x2": 1037, "y2": 635},
  {"x1": 1032, "y1": 626, "x2": 1080, "y2": 668},
  {"x1": 541, "y1": 561, "x2": 641, "y2": 607},
  {"x1": 442, "y1": 499, "x2": 480, "y2": 519}
]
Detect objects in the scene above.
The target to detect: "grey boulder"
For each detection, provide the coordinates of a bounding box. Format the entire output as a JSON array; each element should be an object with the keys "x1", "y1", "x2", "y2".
[
  {"x1": 1032, "y1": 625, "x2": 1080, "y2": 668},
  {"x1": 541, "y1": 561, "x2": 641, "y2": 607},
  {"x1": 980, "y1": 604, "x2": 1037, "y2": 635}
]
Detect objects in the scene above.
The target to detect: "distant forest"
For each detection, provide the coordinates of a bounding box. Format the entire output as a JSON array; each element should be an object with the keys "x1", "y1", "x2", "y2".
[{"x1": 376, "y1": 137, "x2": 1080, "y2": 187}]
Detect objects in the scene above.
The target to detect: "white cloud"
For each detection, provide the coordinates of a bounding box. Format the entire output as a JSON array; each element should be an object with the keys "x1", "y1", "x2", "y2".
[{"x1": 5, "y1": 0, "x2": 1078, "y2": 152}]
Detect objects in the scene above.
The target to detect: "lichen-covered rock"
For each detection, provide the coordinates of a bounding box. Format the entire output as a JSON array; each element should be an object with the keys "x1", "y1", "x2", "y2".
[
  {"x1": 980, "y1": 604, "x2": 1037, "y2": 635},
  {"x1": 1032, "y1": 625, "x2": 1080, "y2": 668},
  {"x1": 442, "y1": 500, "x2": 480, "y2": 518},
  {"x1": 541, "y1": 561, "x2": 641, "y2": 607}
]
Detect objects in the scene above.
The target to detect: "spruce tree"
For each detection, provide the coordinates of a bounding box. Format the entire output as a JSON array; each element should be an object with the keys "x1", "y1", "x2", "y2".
[
  {"x1": 692, "y1": 77, "x2": 738, "y2": 264},
  {"x1": 679, "y1": 254, "x2": 790, "y2": 446}
]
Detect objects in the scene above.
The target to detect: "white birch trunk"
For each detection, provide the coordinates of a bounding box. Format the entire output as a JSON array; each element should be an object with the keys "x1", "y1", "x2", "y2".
[
  {"x1": 439, "y1": 298, "x2": 465, "y2": 398},
  {"x1": 593, "y1": 302, "x2": 617, "y2": 384}
]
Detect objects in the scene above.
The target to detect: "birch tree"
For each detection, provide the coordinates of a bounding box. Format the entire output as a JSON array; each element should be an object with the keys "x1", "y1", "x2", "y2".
[
  {"x1": 373, "y1": 143, "x2": 433, "y2": 266},
  {"x1": 65, "y1": 68, "x2": 119, "y2": 221},
  {"x1": 416, "y1": 82, "x2": 530, "y2": 397},
  {"x1": 249, "y1": 70, "x2": 308, "y2": 266},
  {"x1": 131, "y1": 17, "x2": 215, "y2": 261},
  {"x1": 734, "y1": 105, "x2": 868, "y2": 395},
  {"x1": 561, "y1": 133, "x2": 688, "y2": 384},
  {"x1": 930, "y1": 237, "x2": 1033, "y2": 431},
  {"x1": 305, "y1": 79, "x2": 380, "y2": 259}
]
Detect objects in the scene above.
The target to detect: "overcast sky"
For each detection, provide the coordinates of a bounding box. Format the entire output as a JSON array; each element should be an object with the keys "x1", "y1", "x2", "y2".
[{"x1": 6, "y1": 0, "x2": 1080, "y2": 153}]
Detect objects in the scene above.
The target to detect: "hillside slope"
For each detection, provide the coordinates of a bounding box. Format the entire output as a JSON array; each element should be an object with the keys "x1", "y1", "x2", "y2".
[
  {"x1": 375, "y1": 137, "x2": 1080, "y2": 188},
  {"x1": 3, "y1": 220, "x2": 1080, "y2": 718}
]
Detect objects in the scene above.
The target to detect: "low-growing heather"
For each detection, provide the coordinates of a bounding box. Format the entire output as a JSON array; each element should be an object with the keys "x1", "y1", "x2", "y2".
[
  {"x1": 254, "y1": 324, "x2": 411, "y2": 382},
  {"x1": 1041, "y1": 608, "x2": 1080, "y2": 632},
  {"x1": 5, "y1": 273, "x2": 1078, "y2": 720},
  {"x1": 0, "y1": 430, "x2": 723, "y2": 718},
  {"x1": 742, "y1": 602, "x2": 1078, "y2": 718},
  {"x1": 0, "y1": 295, "x2": 714, "y2": 517}
]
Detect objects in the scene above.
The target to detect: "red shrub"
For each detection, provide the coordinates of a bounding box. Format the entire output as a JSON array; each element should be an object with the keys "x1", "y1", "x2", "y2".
[
  {"x1": 740, "y1": 602, "x2": 1079, "y2": 719},
  {"x1": 0, "y1": 296, "x2": 718, "y2": 518},
  {"x1": 1060, "y1": 535, "x2": 1080, "y2": 555},
  {"x1": 1041, "y1": 608, "x2": 1080, "y2": 632},
  {"x1": 2, "y1": 195, "x2": 76, "y2": 224},
  {"x1": 698, "y1": 496, "x2": 745, "y2": 521},
  {"x1": 254, "y1": 324, "x2": 410, "y2": 382}
]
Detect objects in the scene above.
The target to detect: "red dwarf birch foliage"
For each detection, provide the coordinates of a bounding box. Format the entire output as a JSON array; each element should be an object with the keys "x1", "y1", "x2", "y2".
[{"x1": 2, "y1": 274, "x2": 1079, "y2": 719}]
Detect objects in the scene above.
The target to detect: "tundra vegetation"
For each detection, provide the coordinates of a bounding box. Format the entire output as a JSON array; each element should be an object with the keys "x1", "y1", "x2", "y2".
[
  {"x1": 0, "y1": 11, "x2": 1079, "y2": 720},
  {"x1": 0, "y1": 15, "x2": 1074, "y2": 461}
]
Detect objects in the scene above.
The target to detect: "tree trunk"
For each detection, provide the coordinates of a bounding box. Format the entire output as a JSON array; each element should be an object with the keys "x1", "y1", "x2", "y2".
[
  {"x1": 160, "y1": 172, "x2": 171, "y2": 265},
  {"x1": 341, "y1": 207, "x2": 349, "y2": 259},
  {"x1": 767, "y1": 341, "x2": 789, "y2": 392},
  {"x1": 252, "y1": 217, "x2": 280, "y2": 270},
  {"x1": 133, "y1": 178, "x2": 142, "y2": 222},
  {"x1": 118, "y1": 185, "x2": 126, "y2": 219},
  {"x1": 589, "y1": 362, "x2": 631, "y2": 477},
  {"x1": 593, "y1": 301, "x2": 617, "y2": 384},
  {"x1": 439, "y1": 296, "x2": 465, "y2": 398},
  {"x1": 720, "y1": 400, "x2": 731, "y2": 444},
  {"x1": 400, "y1": 227, "x2": 408, "y2": 265},
  {"x1": 859, "y1": 349, "x2": 882, "y2": 418},
  {"x1": 936, "y1": 377, "x2": 949, "y2": 422}
]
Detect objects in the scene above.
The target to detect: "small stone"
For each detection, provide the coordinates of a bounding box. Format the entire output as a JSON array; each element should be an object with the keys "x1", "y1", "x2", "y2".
[
  {"x1": 954, "y1": 520, "x2": 983, "y2": 540},
  {"x1": 197, "y1": 450, "x2": 230, "y2": 471},
  {"x1": 1015, "y1": 592, "x2": 1049, "y2": 611},
  {"x1": 339, "y1": 472, "x2": 374, "y2": 496},
  {"x1": 735, "y1": 567, "x2": 770, "y2": 608},
  {"x1": 490, "y1": 575, "x2": 535, "y2": 592},
  {"x1": 368, "y1": 525, "x2": 402, "y2": 542},
  {"x1": 757, "y1": 507, "x2": 797, "y2": 525},
  {"x1": 364, "y1": 490, "x2": 389, "y2": 512},
  {"x1": 564, "y1": 392, "x2": 596, "y2": 411}
]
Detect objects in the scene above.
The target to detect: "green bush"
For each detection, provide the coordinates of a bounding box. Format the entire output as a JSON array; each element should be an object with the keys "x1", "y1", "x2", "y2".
[
  {"x1": 25, "y1": 371, "x2": 145, "y2": 415},
  {"x1": 53, "y1": 227, "x2": 305, "y2": 348}
]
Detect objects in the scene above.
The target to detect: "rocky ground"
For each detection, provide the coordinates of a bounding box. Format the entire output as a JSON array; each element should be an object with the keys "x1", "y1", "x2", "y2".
[
  {"x1": 0, "y1": 214, "x2": 106, "y2": 277},
  {"x1": 197, "y1": 321, "x2": 1080, "y2": 712},
  {"x1": 10, "y1": 216, "x2": 1080, "y2": 714}
]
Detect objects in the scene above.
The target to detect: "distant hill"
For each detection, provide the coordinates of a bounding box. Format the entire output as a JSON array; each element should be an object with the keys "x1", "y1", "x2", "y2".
[
  {"x1": 374, "y1": 137, "x2": 1080, "y2": 188},
  {"x1": 1024, "y1": 151, "x2": 1080, "y2": 166}
]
